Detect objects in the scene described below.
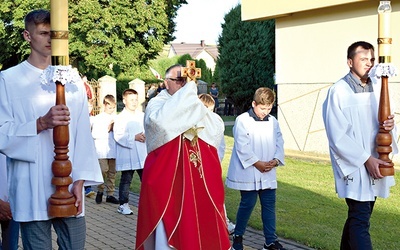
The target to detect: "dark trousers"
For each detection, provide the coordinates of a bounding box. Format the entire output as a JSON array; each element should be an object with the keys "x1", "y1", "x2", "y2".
[
  {"x1": 1, "y1": 219, "x2": 19, "y2": 250},
  {"x1": 224, "y1": 102, "x2": 233, "y2": 116},
  {"x1": 234, "y1": 189, "x2": 277, "y2": 245},
  {"x1": 340, "y1": 198, "x2": 375, "y2": 250},
  {"x1": 119, "y1": 169, "x2": 143, "y2": 205}
]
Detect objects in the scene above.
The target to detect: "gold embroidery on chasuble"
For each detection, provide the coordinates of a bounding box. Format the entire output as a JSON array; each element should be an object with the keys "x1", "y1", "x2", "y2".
[
  {"x1": 189, "y1": 145, "x2": 203, "y2": 178},
  {"x1": 184, "y1": 126, "x2": 204, "y2": 178}
]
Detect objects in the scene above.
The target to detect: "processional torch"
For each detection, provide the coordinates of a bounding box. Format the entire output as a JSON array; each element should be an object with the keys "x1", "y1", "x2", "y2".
[
  {"x1": 375, "y1": 1, "x2": 396, "y2": 176},
  {"x1": 47, "y1": 0, "x2": 78, "y2": 217}
]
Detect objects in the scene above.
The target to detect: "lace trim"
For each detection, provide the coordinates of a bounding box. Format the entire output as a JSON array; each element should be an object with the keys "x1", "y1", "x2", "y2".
[
  {"x1": 40, "y1": 65, "x2": 81, "y2": 86},
  {"x1": 369, "y1": 63, "x2": 397, "y2": 78}
]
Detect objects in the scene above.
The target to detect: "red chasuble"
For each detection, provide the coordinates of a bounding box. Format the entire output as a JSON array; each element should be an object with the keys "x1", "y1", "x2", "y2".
[{"x1": 136, "y1": 135, "x2": 230, "y2": 250}]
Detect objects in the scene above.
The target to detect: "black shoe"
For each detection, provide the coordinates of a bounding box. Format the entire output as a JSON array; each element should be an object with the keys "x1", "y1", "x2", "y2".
[
  {"x1": 263, "y1": 241, "x2": 286, "y2": 250},
  {"x1": 106, "y1": 196, "x2": 119, "y2": 204},
  {"x1": 231, "y1": 235, "x2": 243, "y2": 250},
  {"x1": 95, "y1": 192, "x2": 103, "y2": 204}
]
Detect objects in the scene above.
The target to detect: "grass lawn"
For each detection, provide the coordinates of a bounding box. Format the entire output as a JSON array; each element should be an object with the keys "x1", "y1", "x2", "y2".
[
  {"x1": 221, "y1": 115, "x2": 236, "y2": 122},
  {"x1": 125, "y1": 119, "x2": 400, "y2": 250},
  {"x1": 222, "y1": 124, "x2": 400, "y2": 250}
]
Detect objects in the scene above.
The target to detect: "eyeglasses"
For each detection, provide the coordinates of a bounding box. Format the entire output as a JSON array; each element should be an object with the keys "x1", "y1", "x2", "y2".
[{"x1": 167, "y1": 77, "x2": 185, "y2": 83}]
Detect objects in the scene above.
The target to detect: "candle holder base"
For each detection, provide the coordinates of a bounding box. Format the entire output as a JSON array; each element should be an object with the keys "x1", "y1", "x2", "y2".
[
  {"x1": 48, "y1": 198, "x2": 77, "y2": 218},
  {"x1": 379, "y1": 164, "x2": 395, "y2": 176},
  {"x1": 48, "y1": 175, "x2": 77, "y2": 217}
]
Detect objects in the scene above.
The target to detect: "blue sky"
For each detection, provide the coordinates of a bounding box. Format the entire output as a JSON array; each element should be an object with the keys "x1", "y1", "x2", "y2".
[{"x1": 172, "y1": 0, "x2": 241, "y2": 44}]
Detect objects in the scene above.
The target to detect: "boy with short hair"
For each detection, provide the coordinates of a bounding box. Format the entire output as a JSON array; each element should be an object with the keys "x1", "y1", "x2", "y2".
[
  {"x1": 322, "y1": 41, "x2": 396, "y2": 249},
  {"x1": 226, "y1": 87, "x2": 285, "y2": 250},
  {"x1": 91, "y1": 95, "x2": 119, "y2": 204},
  {"x1": 198, "y1": 93, "x2": 235, "y2": 234},
  {"x1": 113, "y1": 89, "x2": 147, "y2": 215},
  {"x1": 198, "y1": 93, "x2": 226, "y2": 161}
]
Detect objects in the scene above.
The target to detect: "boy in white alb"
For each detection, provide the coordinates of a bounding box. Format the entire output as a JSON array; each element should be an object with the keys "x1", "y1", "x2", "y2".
[
  {"x1": 114, "y1": 89, "x2": 147, "y2": 215},
  {"x1": 91, "y1": 95, "x2": 119, "y2": 204},
  {"x1": 198, "y1": 93, "x2": 235, "y2": 234},
  {"x1": 226, "y1": 87, "x2": 285, "y2": 250}
]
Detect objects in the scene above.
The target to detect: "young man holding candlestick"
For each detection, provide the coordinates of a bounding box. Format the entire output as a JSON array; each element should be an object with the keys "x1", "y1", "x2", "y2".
[
  {"x1": 322, "y1": 41, "x2": 396, "y2": 250},
  {"x1": 0, "y1": 9, "x2": 102, "y2": 249}
]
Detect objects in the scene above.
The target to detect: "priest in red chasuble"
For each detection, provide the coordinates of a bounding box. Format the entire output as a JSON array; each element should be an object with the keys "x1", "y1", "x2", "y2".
[{"x1": 135, "y1": 64, "x2": 230, "y2": 250}]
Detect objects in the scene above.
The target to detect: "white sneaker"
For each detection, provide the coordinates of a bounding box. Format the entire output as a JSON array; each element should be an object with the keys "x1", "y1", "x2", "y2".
[
  {"x1": 117, "y1": 203, "x2": 133, "y2": 215},
  {"x1": 227, "y1": 221, "x2": 236, "y2": 235}
]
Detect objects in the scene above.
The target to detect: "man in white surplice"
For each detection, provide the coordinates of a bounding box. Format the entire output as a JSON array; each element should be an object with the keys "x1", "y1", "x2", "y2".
[
  {"x1": 322, "y1": 41, "x2": 397, "y2": 250},
  {"x1": 0, "y1": 9, "x2": 102, "y2": 250}
]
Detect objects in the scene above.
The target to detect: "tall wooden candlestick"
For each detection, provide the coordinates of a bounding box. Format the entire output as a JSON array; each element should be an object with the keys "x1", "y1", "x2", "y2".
[
  {"x1": 48, "y1": 0, "x2": 77, "y2": 217},
  {"x1": 376, "y1": 1, "x2": 395, "y2": 176},
  {"x1": 376, "y1": 76, "x2": 395, "y2": 176}
]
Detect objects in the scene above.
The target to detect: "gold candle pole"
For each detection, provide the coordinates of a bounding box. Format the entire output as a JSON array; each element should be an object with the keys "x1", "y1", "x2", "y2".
[
  {"x1": 376, "y1": 1, "x2": 395, "y2": 176},
  {"x1": 48, "y1": 0, "x2": 77, "y2": 217}
]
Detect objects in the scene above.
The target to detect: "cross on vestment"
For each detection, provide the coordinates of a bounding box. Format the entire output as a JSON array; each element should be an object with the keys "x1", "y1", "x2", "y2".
[{"x1": 181, "y1": 60, "x2": 201, "y2": 82}]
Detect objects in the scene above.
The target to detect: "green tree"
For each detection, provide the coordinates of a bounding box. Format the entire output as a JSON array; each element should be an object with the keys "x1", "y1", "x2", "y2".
[
  {"x1": 217, "y1": 4, "x2": 275, "y2": 114},
  {"x1": 0, "y1": 0, "x2": 187, "y2": 78},
  {"x1": 177, "y1": 53, "x2": 193, "y2": 66},
  {"x1": 212, "y1": 63, "x2": 220, "y2": 84},
  {"x1": 195, "y1": 58, "x2": 212, "y2": 84},
  {"x1": 149, "y1": 56, "x2": 179, "y2": 78}
]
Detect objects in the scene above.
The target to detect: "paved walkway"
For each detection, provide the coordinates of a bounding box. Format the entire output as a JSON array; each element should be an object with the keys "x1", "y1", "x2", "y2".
[
  {"x1": 16, "y1": 190, "x2": 314, "y2": 250},
  {"x1": 15, "y1": 120, "x2": 315, "y2": 249}
]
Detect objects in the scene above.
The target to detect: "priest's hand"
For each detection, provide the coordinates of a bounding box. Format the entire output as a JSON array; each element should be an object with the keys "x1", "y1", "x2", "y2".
[
  {"x1": 37, "y1": 104, "x2": 70, "y2": 133},
  {"x1": 383, "y1": 114, "x2": 395, "y2": 131},
  {"x1": 364, "y1": 156, "x2": 386, "y2": 179},
  {"x1": 71, "y1": 180, "x2": 84, "y2": 216}
]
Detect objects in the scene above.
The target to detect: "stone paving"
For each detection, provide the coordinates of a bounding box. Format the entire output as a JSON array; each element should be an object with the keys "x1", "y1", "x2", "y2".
[
  {"x1": 16, "y1": 190, "x2": 314, "y2": 250},
  {"x1": 15, "y1": 120, "x2": 316, "y2": 249}
]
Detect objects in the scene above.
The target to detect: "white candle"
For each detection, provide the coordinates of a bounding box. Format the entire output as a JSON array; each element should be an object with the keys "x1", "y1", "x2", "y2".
[
  {"x1": 50, "y1": 0, "x2": 69, "y2": 60},
  {"x1": 377, "y1": 1, "x2": 392, "y2": 58},
  {"x1": 378, "y1": 12, "x2": 391, "y2": 38}
]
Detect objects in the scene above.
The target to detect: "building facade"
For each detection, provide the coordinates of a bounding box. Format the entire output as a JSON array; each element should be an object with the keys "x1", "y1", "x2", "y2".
[
  {"x1": 242, "y1": 0, "x2": 400, "y2": 163},
  {"x1": 168, "y1": 40, "x2": 219, "y2": 73}
]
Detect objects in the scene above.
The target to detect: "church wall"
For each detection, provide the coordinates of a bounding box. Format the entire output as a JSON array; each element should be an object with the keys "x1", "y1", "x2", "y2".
[
  {"x1": 272, "y1": 2, "x2": 400, "y2": 163},
  {"x1": 276, "y1": 2, "x2": 400, "y2": 83},
  {"x1": 241, "y1": 0, "x2": 369, "y2": 21}
]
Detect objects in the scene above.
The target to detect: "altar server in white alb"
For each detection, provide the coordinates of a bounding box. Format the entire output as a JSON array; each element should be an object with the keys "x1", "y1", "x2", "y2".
[
  {"x1": 226, "y1": 87, "x2": 285, "y2": 250},
  {"x1": 113, "y1": 89, "x2": 147, "y2": 215},
  {"x1": 322, "y1": 41, "x2": 397, "y2": 250},
  {"x1": 0, "y1": 9, "x2": 103, "y2": 250},
  {"x1": 91, "y1": 94, "x2": 119, "y2": 205}
]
